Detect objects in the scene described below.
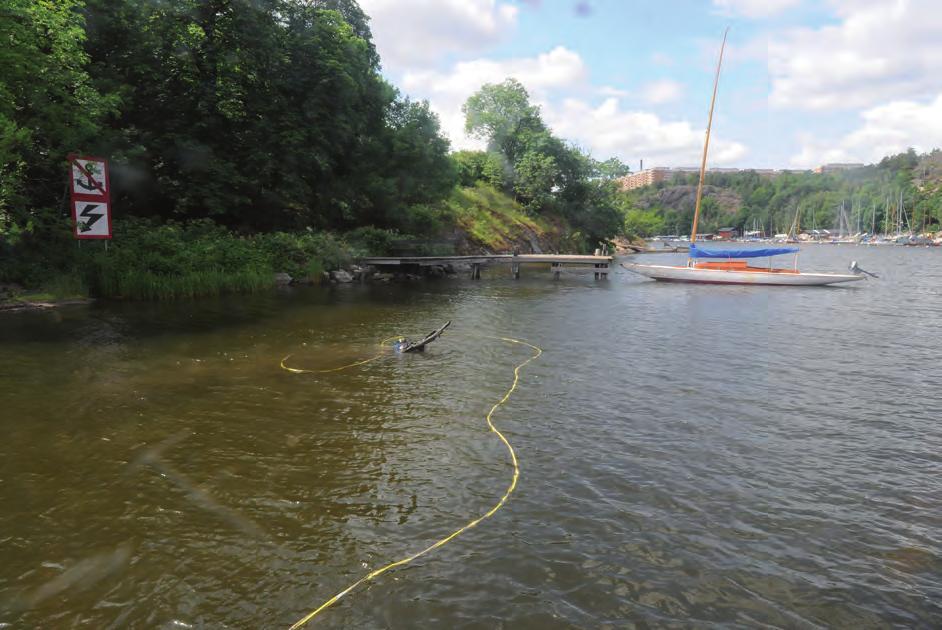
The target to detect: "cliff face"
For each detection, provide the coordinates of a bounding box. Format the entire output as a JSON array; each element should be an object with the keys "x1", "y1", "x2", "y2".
[{"x1": 639, "y1": 185, "x2": 742, "y2": 215}]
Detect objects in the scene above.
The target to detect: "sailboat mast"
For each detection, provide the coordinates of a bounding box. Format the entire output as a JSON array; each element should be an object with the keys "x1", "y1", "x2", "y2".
[{"x1": 689, "y1": 27, "x2": 729, "y2": 249}]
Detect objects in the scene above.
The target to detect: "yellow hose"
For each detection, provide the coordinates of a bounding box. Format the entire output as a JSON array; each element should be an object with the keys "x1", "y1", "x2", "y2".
[
  {"x1": 280, "y1": 336, "x2": 403, "y2": 374},
  {"x1": 282, "y1": 335, "x2": 542, "y2": 628}
]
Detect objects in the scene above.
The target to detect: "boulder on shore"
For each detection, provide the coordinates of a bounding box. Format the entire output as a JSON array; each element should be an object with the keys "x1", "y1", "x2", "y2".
[
  {"x1": 330, "y1": 269, "x2": 354, "y2": 283},
  {"x1": 273, "y1": 272, "x2": 293, "y2": 285}
]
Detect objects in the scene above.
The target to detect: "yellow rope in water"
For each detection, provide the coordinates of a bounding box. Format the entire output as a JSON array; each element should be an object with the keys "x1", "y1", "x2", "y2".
[
  {"x1": 285, "y1": 335, "x2": 542, "y2": 629},
  {"x1": 280, "y1": 336, "x2": 403, "y2": 374}
]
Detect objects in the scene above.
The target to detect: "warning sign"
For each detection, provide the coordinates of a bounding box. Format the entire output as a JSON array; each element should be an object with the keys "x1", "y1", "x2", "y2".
[
  {"x1": 72, "y1": 200, "x2": 112, "y2": 238},
  {"x1": 68, "y1": 154, "x2": 112, "y2": 239},
  {"x1": 70, "y1": 158, "x2": 108, "y2": 197}
]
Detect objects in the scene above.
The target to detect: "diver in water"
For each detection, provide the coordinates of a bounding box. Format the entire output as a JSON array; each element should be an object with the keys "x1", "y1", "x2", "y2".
[{"x1": 393, "y1": 321, "x2": 451, "y2": 353}]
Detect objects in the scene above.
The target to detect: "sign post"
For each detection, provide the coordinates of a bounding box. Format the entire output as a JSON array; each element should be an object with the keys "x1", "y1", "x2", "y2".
[{"x1": 68, "y1": 155, "x2": 112, "y2": 239}]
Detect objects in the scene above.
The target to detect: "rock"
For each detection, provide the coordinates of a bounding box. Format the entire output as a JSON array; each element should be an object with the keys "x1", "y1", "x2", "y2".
[
  {"x1": 273, "y1": 272, "x2": 293, "y2": 285},
  {"x1": 426, "y1": 265, "x2": 445, "y2": 278},
  {"x1": 523, "y1": 229, "x2": 543, "y2": 254},
  {"x1": 372, "y1": 272, "x2": 393, "y2": 282},
  {"x1": 330, "y1": 269, "x2": 354, "y2": 283}
]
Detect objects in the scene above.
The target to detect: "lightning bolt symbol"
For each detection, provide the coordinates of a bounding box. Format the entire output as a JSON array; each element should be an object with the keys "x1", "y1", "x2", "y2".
[{"x1": 79, "y1": 204, "x2": 104, "y2": 232}]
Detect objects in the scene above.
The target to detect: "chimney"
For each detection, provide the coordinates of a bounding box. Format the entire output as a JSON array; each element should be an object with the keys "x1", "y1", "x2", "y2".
[{"x1": 640, "y1": 159, "x2": 643, "y2": 172}]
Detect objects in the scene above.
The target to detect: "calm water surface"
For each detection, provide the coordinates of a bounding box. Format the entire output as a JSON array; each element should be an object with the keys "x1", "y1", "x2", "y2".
[{"x1": 1, "y1": 245, "x2": 940, "y2": 628}]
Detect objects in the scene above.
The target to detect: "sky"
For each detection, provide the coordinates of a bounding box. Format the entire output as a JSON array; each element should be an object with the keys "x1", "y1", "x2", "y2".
[{"x1": 357, "y1": 0, "x2": 942, "y2": 170}]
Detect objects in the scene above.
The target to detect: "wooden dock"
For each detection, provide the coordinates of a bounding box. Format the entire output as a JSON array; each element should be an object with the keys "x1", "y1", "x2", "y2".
[{"x1": 360, "y1": 253, "x2": 614, "y2": 279}]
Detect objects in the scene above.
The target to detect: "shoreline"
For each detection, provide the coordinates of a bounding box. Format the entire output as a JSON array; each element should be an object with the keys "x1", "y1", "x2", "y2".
[{"x1": 0, "y1": 297, "x2": 95, "y2": 313}]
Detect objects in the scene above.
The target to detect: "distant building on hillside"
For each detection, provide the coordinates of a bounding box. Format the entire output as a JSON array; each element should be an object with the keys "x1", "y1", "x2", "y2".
[
  {"x1": 617, "y1": 167, "x2": 672, "y2": 191},
  {"x1": 814, "y1": 162, "x2": 865, "y2": 173},
  {"x1": 615, "y1": 164, "x2": 828, "y2": 191}
]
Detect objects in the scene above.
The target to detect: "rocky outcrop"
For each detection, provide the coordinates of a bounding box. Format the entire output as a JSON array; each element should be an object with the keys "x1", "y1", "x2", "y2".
[{"x1": 641, "y1": 185, "x2": 742, "y2": 216}]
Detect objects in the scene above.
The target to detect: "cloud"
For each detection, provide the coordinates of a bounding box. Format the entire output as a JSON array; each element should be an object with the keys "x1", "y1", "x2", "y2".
[
  {"x1": 712, "y1": 0, "x2": 801, "y2": 18},
  {"x1": 598, "y1": 85, "x2": 630, "y2": 98},
  {"x1": 400, "y1": 47, "x2": 746, "y2": 166},
  {"x1": 546, "y1": 98, "x2": 748, "y2": 166},
  {"x1": 641, "y1": 79, "x2": 683, "y2": 104},
  {"x1": 769, "y1": 0, "x2": 942, "y2": 110},
  {"x1": 360, "y1": 0, "x2": 518, "y2": 69},
  {"x1": 401, "y1": 46, "x2": 588, "y2": 149},
  {"x1": 791, "y1": 93, "x2": 942, "y2": 167}
]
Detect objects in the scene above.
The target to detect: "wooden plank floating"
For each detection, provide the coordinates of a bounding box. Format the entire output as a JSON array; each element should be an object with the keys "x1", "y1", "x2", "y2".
[{"x1": 360, "y1": 253, "x2": 613, "y2": 281}]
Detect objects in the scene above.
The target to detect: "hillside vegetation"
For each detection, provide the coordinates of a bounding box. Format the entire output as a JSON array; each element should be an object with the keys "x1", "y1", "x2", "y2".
[
  {"x1": 620, "y1": 149, "x2": 942, "y2": 237},
  {"x1": 1, "y1": 0, "x2": 624, "y2": 301}
]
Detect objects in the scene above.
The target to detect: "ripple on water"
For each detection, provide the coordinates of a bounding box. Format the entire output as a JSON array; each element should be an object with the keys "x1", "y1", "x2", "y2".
[{"x1": 0, "y1": 246, "x2": 940, "y2": 627}]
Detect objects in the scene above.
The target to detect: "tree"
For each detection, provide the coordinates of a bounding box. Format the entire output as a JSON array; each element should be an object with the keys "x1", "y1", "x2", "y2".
[
  {"x1": 463, "y1": 79, "x2": 543, "y2": 165},
  {"x1": 452, "y1": 150, "x2": 506, "y2": 188},
  {"x1": 77, "y1": 0, "x2": 455, "y2": 231},
  {"x1": 1, "y1": 0, "x2": 111, "y2": 230},
  {"x1": 623, "y1": 208, "x2": 665, "y2": 238},
  {"x1": 593, "y1": 157, "x2": 631, "y2": 180},
  {"x1": 514, "y1": 151, "x2": 558, "y2": 212}
]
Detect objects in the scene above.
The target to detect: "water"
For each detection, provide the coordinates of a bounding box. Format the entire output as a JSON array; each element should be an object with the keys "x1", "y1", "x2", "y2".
[{"x1": 1, "y1": 245, "x2": 940, "y2": 628}]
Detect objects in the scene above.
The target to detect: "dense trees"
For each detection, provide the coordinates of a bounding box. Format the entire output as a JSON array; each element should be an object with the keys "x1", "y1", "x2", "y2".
[
  {"x1": 1, "y1": 0, "x2": 455, "y2": 238},
  {"x1": 0, "y1": 0, "x2": 112, "y2": 229},
  {"x1": 461, "y1": 79, "x2": 624, "y2": 245}
]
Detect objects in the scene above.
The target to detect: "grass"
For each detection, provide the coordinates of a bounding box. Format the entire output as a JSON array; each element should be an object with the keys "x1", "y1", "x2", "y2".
[
  {"x1": 447, "y1": 183, "x2": 556, "y2": 251},
  {"x1": 92, "y1": 268, "x2": 273, "y2": 301}
]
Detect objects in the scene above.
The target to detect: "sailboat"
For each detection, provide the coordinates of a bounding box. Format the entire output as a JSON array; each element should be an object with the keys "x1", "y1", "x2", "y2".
[{"x1": 622, "y1": 29, "x2": 865, "y2": 287}]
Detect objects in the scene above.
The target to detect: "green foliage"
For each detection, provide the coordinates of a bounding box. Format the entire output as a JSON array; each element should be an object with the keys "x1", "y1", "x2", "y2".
[
  {"x1": 83, "y1": 218, "x2": 273, "y2": 299},
  {"x1": 461, "y1": 80, "x2": 622, "y2": 246},
  {"x1": 0, "y1": 0, "x2": 459, "y2": 233},
  {"x1": 447, "y1": 183, "x2": 553, "y2": 251},
  {"x1": 0, "y1": 0, "x2": 113, "y2": 228},
  {"x1": 344, "y1": 226, "x2": 401, "y2": 256},
  {"x1": 463, "y1": 78, "x2": 542, "y2": 164},
  {"x1": 619, "y1": 151, "x2": 942, "y2": 236},
  {"x1": 623, "y1": 208, "x2": 665, "y2": 238},
  {"x1": 514, "y1": 152, "x2": 559, "y2": 213},
  {"x1": 593, "y1": 157, "x2": 631, "y2": 180},
  {"x1": 452, "y1": 150, "x2": 506, "y2": 188},
  {"x1": 252, "y1": 230, "x2": 351, "y2": 280}
]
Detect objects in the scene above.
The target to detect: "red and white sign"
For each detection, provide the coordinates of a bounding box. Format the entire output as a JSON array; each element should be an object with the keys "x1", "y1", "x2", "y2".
[{"x1": 68, "y1": 154, "x2": 112, "y2": 239}]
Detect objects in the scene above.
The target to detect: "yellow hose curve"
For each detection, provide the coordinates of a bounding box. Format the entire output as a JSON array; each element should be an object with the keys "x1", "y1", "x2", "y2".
[
  {"x1": 285, "y1": 335, "x2": 542, "y2": 629},
  {"x1": 280, "y1": 336, "x2": 403, "y2": 374}
]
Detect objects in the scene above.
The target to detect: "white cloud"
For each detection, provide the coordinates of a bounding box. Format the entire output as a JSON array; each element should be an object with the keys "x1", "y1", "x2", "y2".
[
  {"x1": 598, "y1": 85, "x2": 630, "y2": 98},
  {"x1": 401, "y1": 46, "x2": 588, "y2": 149},
  {"x1": 769, "y1": 0, "x2": 942, "y2": 110},
  {"x1": 360, "y1": 0, "x2": 518, "y2": 69},
  {"x1": 399, "y1": 47, "x2": 746, "y2": 166},
  {"x1": 546, "y1": 97, "x2": 748, "y2": 166},
  {"x1": 641, "y1": 79, "x2": 683, "y2": 104},
  {"x1": 791, "y1": 93, "x2": 942, "y2": 167},
  {"x1": 712, "y1": 0, "x2": 801, "y2": 18}
]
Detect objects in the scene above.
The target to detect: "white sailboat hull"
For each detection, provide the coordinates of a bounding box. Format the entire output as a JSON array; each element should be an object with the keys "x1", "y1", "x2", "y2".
[{"x1": 622, "y1": 263, "x2": 865, "y2": 286}]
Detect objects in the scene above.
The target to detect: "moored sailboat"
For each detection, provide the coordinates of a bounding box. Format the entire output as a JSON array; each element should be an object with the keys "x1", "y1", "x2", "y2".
[{"x1": 622, "y1": 29, "x2": 865, "y2": 287}]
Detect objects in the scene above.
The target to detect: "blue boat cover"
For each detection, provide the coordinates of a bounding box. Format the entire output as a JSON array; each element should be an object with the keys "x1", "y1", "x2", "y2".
[{"x1": 689, "y1": 244, "x2": 798, "y2": 259}]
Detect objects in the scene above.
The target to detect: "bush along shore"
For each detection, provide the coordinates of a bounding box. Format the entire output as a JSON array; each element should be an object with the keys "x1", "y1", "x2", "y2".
[{"x1": 0, "y1": 183, "x2": 575, "y2": 306}]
